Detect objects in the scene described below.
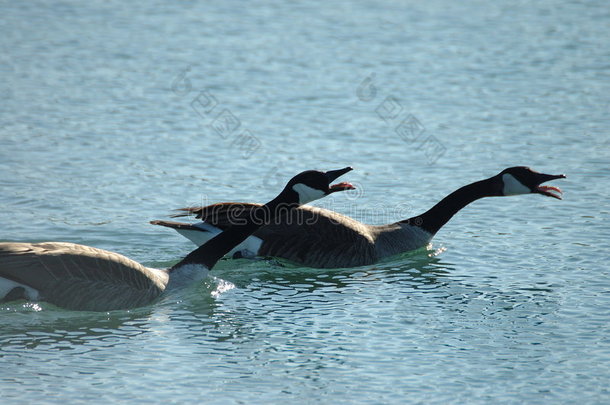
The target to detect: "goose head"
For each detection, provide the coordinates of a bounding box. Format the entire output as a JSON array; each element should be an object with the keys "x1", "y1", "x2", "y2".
[
  {"x1": 499, "y1": 166, "x2": 566, "y2": 199},
  {"x1": 285, "y1": 167, "x2": 355, "y2": 205}
]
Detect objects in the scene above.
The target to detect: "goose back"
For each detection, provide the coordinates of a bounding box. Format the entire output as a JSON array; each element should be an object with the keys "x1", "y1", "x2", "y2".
[
  {"x1": 0, "y1": 242, "x2": 168, "y2": 311},
  {"x1": 369, "y1": 223, "x2": 433, "y2": 258},
  {"x1": 176, "y1": 203, "x2": 379, "y2": 268}
]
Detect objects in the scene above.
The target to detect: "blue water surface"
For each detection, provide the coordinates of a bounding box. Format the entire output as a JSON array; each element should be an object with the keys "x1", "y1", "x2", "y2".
[{"x1": 1, "y1": 1, "x2": 609, "y2": 403}]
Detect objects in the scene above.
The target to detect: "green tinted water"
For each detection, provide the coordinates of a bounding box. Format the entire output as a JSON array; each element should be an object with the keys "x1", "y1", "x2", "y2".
[{"x1": 1, "y1": 1, "x2": 609, "y2": 403}]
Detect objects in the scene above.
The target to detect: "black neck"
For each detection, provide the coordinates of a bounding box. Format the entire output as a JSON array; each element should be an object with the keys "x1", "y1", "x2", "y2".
[
  {"x1": 403, "y1": 176, "x2": 501, "y2": 235},
  {"x1": 170, "y1": 194, "x2": 297, "y2": 271}
]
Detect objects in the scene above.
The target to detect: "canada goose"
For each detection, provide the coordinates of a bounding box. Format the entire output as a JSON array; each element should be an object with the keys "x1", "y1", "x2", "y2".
[
  {"x1": 152, "y1": 166, "x2": 565, "y2": 269},
  {"x1": 0, "y1": 167, "x2": 355, "y2": 311}
]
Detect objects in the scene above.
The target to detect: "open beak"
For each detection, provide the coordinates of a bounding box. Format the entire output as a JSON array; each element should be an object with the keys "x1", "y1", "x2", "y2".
[
  {"x1": 325, "y1": 167, "x2": 356, "y2": 193},
  {"x1": 534, "y1": 173, "x2": 566, "y2": 200}
]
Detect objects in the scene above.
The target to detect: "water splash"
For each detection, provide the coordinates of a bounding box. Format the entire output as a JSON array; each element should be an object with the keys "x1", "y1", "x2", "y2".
[{"x1": 210, "y1": 277, "x2": 236, "y2": 298}]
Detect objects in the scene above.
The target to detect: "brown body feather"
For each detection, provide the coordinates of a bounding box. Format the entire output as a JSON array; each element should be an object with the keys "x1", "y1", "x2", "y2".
[
  {"x1": 166, "y1": 203, "x2": 431, "y2": 268},
  {"x1": 0, "y1": 242, "x2": 168, "y2": 311}
]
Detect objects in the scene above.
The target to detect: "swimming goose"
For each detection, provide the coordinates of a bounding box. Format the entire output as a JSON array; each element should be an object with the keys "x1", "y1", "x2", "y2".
[
  {"x1": 152, "y1": 167, "x2": 565, "y2": 268},
  {"x1": 0, "y1": 167, "x2": 355, "y2": 311}
]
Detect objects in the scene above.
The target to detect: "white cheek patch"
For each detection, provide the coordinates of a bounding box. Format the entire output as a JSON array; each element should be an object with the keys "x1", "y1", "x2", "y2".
[
  {"x1": 292, "y1": 183, "x2": 326, "y2": 204},
  {"x1": 502, "y1": 173, "x2": 531, "y2": 196}
]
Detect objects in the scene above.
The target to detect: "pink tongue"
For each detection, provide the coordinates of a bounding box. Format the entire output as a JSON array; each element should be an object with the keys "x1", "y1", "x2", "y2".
[
  {"x1": 537, "y1": 185, "x2": 563, "y2": 199},
  {"x1": 539, "y1": 185, "x2": 562, "y2": 193},
  {"x1": 331, "y1": 182, "x2": 355, "y2": 190}
]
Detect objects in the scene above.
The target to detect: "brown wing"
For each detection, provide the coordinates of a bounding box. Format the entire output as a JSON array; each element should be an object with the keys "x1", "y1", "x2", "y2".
[
  {"x1": 0, "y1": 242, "x2": 168, "y2": 311},
  {"x1": 173, "y1": 202, "x2": 264, "y2": 227},
  {"x1": 173, "y1": 203, "x2": 378, "y2": 268}
]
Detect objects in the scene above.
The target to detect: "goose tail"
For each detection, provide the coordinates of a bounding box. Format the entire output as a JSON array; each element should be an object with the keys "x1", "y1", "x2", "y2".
[{"x1": 150, "y1": 220, "x2": 262, "y2": 259}]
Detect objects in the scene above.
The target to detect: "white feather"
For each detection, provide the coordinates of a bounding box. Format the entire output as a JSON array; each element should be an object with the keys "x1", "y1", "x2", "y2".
[
  {"x1": 502, "y1": 173, "x2": 530, "y2": 196},
  {"x1": 0, "y1": 277, "x2": 40, "y2": 301},
  {"x1": 176, "y1": 222, "x2": 263, "y2": 257},
  {"x1": 166, "y1": 263, "x2": 209, "y2": 290},
  {"x1": 292, "y1": 183, "x2": 326, "y2": 204}
]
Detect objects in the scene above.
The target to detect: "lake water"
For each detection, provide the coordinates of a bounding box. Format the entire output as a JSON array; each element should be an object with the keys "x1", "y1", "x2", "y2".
[{"x1": 1, "y1": 0, "x2": 609, "y2": 403}]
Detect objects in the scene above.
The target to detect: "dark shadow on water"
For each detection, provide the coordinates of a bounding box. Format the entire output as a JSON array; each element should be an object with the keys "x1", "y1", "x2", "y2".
[
  {"x1": 210, "y1": 246, "x2": 456, "y2": 291},
  {"x1": 120, "y1": 247, "x2": 458, "y2": 345}
]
